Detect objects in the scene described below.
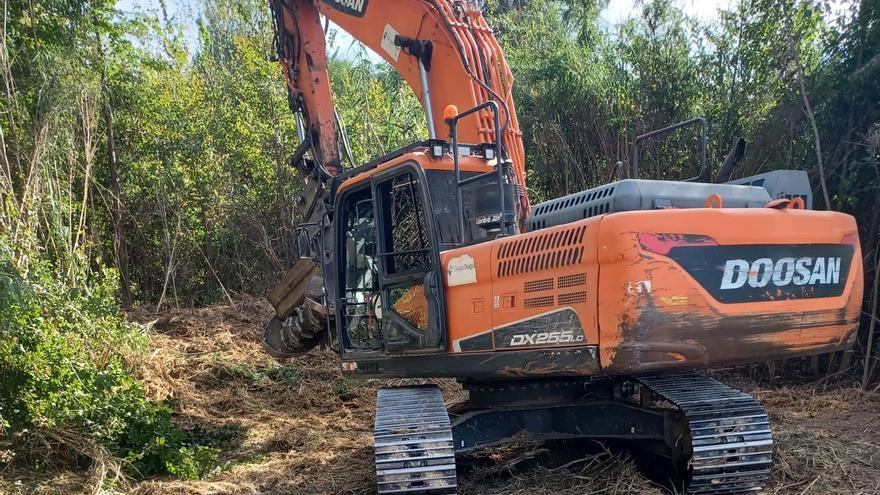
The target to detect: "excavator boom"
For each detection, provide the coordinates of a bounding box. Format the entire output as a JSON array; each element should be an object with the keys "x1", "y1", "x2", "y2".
[
  {"x1": 265, "y1": 0, "x2": 532, "y2": 349},
  {"x1": 270, "y1": 0, "x2": 527, "y2": 208}
]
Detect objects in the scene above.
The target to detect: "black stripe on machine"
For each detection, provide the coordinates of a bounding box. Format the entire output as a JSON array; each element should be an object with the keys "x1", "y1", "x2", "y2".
[{"x1": 667, "y1": 244, "x2": 853, "y2": 303}]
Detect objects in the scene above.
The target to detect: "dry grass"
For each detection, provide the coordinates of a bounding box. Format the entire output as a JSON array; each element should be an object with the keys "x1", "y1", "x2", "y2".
[
  {"x1": 3, "y1": 298, "x2": 879, "y2": 494},
  {"x1": 0, "y1": 429, "x2": 128, "y2": 495}
]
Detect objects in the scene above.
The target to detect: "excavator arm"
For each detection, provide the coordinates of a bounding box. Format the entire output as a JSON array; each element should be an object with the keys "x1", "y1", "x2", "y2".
[
  {"x1": 264, "y1": 0, "x2": 531, "y2": 356},
  {"x1": 270, "y1": 0, "x2": 342, "y2": 176}
]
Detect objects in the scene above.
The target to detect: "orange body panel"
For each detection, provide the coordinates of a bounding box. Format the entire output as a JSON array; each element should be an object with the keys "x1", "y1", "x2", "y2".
[
  {"x1": 440, "y1": 208, "x2": 862, "y2": 375},
  {"x1": 596, "y1": 208, "x2": 862, "y2": 373},
  {"x1": 440, "y1": 218, "x2": 601, "y2": 353}
]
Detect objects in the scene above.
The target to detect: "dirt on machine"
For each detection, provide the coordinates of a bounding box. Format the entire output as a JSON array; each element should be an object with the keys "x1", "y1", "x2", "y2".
[{"x1": 258, "y1": 1, "x2": 864, "y2": 493}]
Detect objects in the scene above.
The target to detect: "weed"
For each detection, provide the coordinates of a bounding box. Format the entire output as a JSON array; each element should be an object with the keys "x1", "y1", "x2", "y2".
[
  {"x1": 266, "y1": 364, "x2": 300, "y2": 386},
  {"x1": 332, "y1": 378, "x2": 366, "y2": 400}
]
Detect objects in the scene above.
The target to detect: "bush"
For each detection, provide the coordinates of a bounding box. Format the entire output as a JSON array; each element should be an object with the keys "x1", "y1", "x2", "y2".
[{"x1": 0, "y1": 250, "x2": 217, "y2": 480}]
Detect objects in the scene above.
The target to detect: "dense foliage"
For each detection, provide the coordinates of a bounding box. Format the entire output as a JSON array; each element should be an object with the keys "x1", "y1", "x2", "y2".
[
  {"x1": 4, "y1": 0, "x2": 875, "y2": 305},
  {"x1": 0, "y1": 0, "x2": 878, "y2": 486},
  {"x1": 0, "y1": 248, "x2": 218, "y2": 481},
  {"x1": 493, "y1": 0, "x2": 879, "y2": 212}
]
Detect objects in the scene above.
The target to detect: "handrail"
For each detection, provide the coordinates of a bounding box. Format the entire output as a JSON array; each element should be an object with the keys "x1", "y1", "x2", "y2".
[{"x1": 447, "y1": 101, "x2": 511, "y2": 242}]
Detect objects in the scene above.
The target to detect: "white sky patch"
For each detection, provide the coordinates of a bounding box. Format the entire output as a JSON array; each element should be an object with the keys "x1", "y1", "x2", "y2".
[
  {"x1": 602, "y1": 0, "x2": 733, "y2": 24},
  {"x1": 338, "y1": 0, "x2": 737, "y2": 62},
  {"x1": 328, "y1": 22, "x2": 384, "y2": 62},
  {"x1": 116, "y1": 0, "x2": 201, "y2": 55},
  {"x1": 117, "y1": 0, "x2": 381, "y2": 62}
]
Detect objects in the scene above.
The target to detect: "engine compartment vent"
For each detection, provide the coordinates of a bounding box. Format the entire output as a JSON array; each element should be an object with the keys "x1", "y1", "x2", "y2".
[
  {"x1": 524, "y1": 278, "x2": 554, "y2": 293},
  {"x1": 497, "y1": 226, "x2": 586, "y2": 278},
  {"x1": 558, "y1": 273, "x2": 587, "y2": 288},
  {"x1": 523, "y1": 295, "x2": 554, "y2": 309},
  {"x1": 558, "y1": 291, "x2": 587, "y2": 305}
]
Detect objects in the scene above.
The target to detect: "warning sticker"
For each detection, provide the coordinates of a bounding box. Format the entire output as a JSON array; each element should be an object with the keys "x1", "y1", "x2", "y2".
[{"x1": 380, "y1": 24, "x2": 401, "y2": 62}]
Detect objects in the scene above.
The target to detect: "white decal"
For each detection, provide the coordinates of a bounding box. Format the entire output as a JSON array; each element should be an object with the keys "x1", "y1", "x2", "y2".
[
  {"x1": 447, "y1": 254, "x2": 477, "y2": 287},
  {"x1": 794, "y1": 257, "x2": 812, "y2": 284},
  {"x1": 626, "y1": 280, "x2": 652, "y2": 295},
  {"x1": 771, "y1": 257, "x2": 796, "y2": 286},
  {"x1": 747, "y1": 258, "x2": 773, "y2": 288},
  {"x1": 343, "y1": 0, "x2": 366, "y2": 12},
  {"x1": 324, "y1": 0, "x2": 369, "y2": 16},
  {"x1": 720, "y1": 257, "x2": 843, "y2": 289},
  {"x1": 827, "y1": 257, "x2": 841, "y2": 284},
  {"x1": 380, "y1": 24, "x2": 401, "y2": 62},
  {"x1": 510, "y1": 330, "x2": 584, "y2": 347},
  {"x1": 721, "y1": 259, "x2": 749, "y2": 289},
  {"x1": 808, "y1": 257, "x2": 826, "y2": 285}
]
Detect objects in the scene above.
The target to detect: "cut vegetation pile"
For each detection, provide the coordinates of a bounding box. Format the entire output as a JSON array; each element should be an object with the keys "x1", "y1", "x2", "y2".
[{"x1": 4, "y1": 299, "x2": 879, "y2": 494}]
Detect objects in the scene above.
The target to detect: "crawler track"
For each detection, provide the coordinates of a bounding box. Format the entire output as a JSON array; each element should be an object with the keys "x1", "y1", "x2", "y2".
[
  {"x1": 374, "y1": 386, "x2": 457, "y2": 494},
  {"x1": 373, "y1": 376, "x2": 772, "y2": 494},
  {"x1": 636, "y1": 373, "x2": 773, "y2": 494}
]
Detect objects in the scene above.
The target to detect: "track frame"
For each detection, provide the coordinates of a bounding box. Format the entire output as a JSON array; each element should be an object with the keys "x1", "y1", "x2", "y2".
[{"x1": 374, "y1": 373, "x2": 772, "y2": 494}]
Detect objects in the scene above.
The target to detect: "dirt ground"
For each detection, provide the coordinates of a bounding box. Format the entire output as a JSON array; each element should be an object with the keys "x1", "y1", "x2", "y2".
[{"x1": 5, "y1": 298, "x2": 880, "y2": 494}]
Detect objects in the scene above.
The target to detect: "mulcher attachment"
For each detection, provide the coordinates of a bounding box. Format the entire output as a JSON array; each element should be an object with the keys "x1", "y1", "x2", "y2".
[
  {"x1": 636, "y1": 373, "x2": 774, "y2": 494},
  {"x1": 374, "y1": 386, "x2": 457, "y2": 494}
]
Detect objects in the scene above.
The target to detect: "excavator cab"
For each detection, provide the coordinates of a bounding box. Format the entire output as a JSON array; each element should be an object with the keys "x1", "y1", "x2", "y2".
[
  {"x1": 333, "y1": 101, "x2": 517, "y2": 365},
  {"x1": 335, "y1": 163, "x2": 447, "y2": 358}
]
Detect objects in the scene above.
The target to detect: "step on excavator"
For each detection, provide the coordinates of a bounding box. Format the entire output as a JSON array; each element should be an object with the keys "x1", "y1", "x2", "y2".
[{"x1": 261, "y1": 1, "x2": 864, "y2": 493}]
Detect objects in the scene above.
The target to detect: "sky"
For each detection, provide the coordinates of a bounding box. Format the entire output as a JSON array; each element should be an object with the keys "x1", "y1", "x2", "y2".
[
  {"x1": 115, "y1": 0, "x2": 740, "y2": 61},
  {"x1": 602, "y1": 0, "x2": 734, "y2": 25}
]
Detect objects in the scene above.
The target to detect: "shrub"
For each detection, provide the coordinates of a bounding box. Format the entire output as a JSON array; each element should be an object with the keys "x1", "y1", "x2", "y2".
[{"x1": 0, "y1": 250, "x2": 217, "y2": 480}]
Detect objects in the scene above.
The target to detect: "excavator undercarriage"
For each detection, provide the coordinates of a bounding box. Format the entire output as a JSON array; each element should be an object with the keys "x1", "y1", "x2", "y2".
[{"x1": 375, "y1": 373, "x2": 772, "y2": 494}]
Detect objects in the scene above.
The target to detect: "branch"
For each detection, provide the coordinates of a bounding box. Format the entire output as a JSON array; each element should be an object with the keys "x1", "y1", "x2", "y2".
[
  {"x1": 797, "y1": 66, "x2": 831, "y2": 209},
  {"x1": 863, "y1": 248, "x2": 880, "y2": 389}
]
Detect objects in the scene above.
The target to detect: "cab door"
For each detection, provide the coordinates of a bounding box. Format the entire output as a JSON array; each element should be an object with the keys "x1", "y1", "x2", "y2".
[
  {"x1": 373, "y1": 165, "x2": 446, "y2": 353},
  {"x1": 335, "y1": 163, "x2": 446, "y2": 357}
]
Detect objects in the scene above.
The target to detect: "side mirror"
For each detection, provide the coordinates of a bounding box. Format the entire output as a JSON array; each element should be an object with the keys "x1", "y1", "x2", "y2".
[
  {"x1": 296, "y1": 227, "x2": 312, "y2": 260},
  {"x1": 609, "y1": 161, "x2": 626, "y2": 181}
]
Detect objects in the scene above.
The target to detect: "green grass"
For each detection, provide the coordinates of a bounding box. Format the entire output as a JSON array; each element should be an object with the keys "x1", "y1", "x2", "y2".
[{"x1": 332, "y1": 378, "x2": 366, "y2": 400}]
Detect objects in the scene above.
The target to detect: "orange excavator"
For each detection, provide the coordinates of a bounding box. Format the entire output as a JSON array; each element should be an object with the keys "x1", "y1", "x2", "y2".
[{"x1": 261, "y1": 1, "x2": 864, "y2": 493}]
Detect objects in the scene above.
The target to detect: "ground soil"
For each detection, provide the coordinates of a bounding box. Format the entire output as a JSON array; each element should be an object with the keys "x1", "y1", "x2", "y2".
[{"x1": 4, "y1": 298, "x2": 880, "y2": 494}]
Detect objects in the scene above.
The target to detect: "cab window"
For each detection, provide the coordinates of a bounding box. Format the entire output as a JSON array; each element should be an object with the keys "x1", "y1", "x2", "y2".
[{"x1": 340, "y1": 187, "x2": 381, "y2": 350}]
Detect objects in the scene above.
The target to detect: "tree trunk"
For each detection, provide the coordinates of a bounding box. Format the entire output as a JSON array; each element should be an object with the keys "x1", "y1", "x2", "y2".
[
  {"x1": 839, "y1": 0, "x2": 869, "y2": 203},
  {"x1": 97, "y1": 34, "x2": 131, "y2": 307},
  {"x1": 863, "y1": 250, "x2": 880, "y2": 388},
  {"x1": 104, "y1": 101, "x2": 131, "y2": 307}
]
